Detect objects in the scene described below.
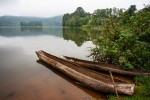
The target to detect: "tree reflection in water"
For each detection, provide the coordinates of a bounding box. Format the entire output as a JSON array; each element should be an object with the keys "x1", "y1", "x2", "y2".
[
  {"x1": 63, "y1": 28, "x2": 90, "y2": 47},
  {"x1": 20, "y1": 26, "x2": 43, "y2": 32}
]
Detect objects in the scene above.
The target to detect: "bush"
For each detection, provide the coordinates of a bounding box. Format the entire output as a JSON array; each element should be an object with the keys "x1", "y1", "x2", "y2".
[{"x1": 90, "y1": 6, "x2": 150, "y2": 70}]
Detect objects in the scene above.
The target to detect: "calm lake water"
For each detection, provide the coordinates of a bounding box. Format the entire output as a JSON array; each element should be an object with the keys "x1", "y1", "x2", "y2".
[{"x1": 0, "y1": 26, "x2": 107, "y2": 100}]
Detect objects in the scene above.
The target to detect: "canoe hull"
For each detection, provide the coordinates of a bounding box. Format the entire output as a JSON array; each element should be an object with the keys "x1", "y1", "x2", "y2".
[{"x1": 36, "y1": 50, "x2": 135, "y2": 95}]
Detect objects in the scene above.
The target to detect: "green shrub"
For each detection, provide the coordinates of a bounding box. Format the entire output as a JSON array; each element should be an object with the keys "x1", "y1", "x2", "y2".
[{"x1": 90, "y1": 6, "x2": 150, "y2": 70}]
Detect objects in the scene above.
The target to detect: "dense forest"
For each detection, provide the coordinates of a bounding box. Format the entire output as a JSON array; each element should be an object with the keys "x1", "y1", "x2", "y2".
[
  {"x1": 63, "y1": 5, "x2": 150, "y2": 70},
  {"x1": 62, "y1": 7, "x2": 91, "y2": 27},
  {"x1": 63, "y1": 6, "x2": 125, "y2": 27},
  {"x1": 0, "y1": 15, "x2": 62, "y2": 26}
]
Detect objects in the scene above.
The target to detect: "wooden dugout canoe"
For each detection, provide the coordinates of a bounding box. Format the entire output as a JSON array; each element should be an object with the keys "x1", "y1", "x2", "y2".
[
  {"x1": 63, "y1": 56, "x2": 149, "y2": 76},
  {"x1": 36, "y1": 50, "x2": 135, "y2": 95}
]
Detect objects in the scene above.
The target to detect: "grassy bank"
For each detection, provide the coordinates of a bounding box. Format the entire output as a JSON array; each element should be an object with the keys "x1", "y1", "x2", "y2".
[{"x1": 109, "y1": 76, "x2": 150, "y2": 100}]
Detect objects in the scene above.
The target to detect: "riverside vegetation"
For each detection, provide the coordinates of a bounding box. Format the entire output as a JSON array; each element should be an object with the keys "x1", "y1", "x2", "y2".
[{"x1": 63, "y1": 5, "x2": 150, "y2": 99}]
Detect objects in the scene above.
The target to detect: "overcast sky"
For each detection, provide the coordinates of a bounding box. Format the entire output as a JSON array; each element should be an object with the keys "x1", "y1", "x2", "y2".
[{"x1": 0, "y1": 0, "x2": 149, "y2": 17}]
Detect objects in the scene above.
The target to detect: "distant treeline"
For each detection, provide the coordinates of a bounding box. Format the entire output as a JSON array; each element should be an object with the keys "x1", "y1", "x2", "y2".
[
  {"x1": 0, "y1": 16, "x2": 62, "y2": 26},
  {"x1": 20, "y1": 21, "x2": 42, "y2": 26},
  {"x1": 62, "y1": 6, "x2": 135, "y2": 27}
]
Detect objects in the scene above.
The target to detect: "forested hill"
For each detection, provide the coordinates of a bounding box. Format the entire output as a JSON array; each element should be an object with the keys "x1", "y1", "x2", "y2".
[{"x1": 0, "y1": 15, "x2": 62, "y2": 26}]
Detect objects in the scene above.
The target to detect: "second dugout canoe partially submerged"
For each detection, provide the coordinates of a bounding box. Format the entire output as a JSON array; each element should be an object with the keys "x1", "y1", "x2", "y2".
[{"x1": 63, "y1": 56, "x2": 149, "y2": 76}]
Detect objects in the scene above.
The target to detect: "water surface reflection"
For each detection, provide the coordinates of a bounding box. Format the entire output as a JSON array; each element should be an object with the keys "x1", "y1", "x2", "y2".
[
  {"x1": 20, "y1": 26, "x2": 43, "y2": 32},
  {"x1": 0, "y1": 27, "x2": 106, "y2": 100}
]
